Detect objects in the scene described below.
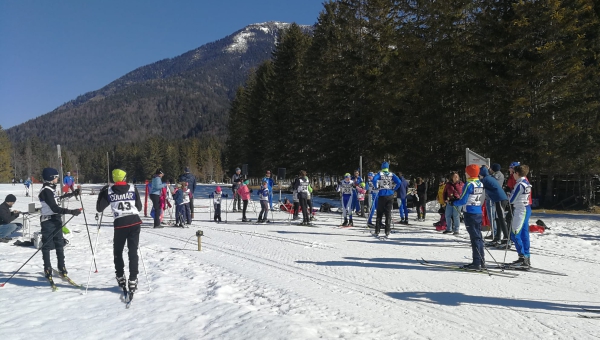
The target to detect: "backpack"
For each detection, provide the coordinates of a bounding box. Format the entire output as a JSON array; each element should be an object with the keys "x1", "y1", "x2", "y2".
[{"x1": 320, "y1": 203, "x2": 332, "y2": 213}]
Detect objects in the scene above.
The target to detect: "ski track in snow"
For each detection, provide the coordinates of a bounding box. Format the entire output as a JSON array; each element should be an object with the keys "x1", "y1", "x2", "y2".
[{"x1": 1, "y1": 184, "x2": 600, "y2": 339}]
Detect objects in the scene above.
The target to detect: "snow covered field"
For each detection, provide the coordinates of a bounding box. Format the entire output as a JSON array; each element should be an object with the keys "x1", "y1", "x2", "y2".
[{"x1": 1, "y1": 183, "x2": 599, "y2": 339}]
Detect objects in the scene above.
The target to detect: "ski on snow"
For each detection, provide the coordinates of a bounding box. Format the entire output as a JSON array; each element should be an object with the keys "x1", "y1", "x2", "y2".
[
  {"x1": 493, "y1": 264, "x2": 567, "y2": 276},
  {"x1": 418, "y1": 258, "x2": 519, "y2": 278},
  {"x1": 52, "y1": 269, "x2": 83, "y2": 288}
]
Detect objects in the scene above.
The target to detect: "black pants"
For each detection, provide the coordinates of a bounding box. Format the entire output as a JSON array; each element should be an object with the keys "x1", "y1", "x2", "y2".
[
  {"x1": 150, "y1": 194, "x2": 161, "y2": 227},
  {"x1": 242, "y1": 200, "x2": 248, "y2": 219},
  {"x1": 41, "y1": 218, "x2": 65, "y2": 271},
  {"x1": 114, "y1": 225, "x2": 140, "y2": 280},
  {"x1": 214, "y1": 203, "x2": 221, "y2": 221},
  {"x1": 464, "y1": 213, "x2": 484, "y2": 266},
  {"x1": 293, "y1": 202, "x2": 299, "y2": 219},
  {"x1": 307, "y1": 199, "x2": 313, "y2": 219},
  {"x1": 494, "y1": 200, "x2": 509, "y2": 241},
  {"x1": 415, "y1": 198, "x2": 426, "y2": 219},
  {"x1": 376, "y1": 195, "x2": 394, "y2": 234},
  {"x1": 189, "y1": 196, "x2": 195, "y2": 219},
  {"x1": 299, "y1": 194, "x2": 309, "y2": 223}
]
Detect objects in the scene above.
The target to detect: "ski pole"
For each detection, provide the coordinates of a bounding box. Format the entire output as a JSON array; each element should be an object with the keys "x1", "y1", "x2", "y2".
[
  {"x1": 503, "y1": 204, "x2": 514, "y2": 264},
  {"x1": 138, "y1": 245, "x2": 151, "y2": 292},
  {"x1": 85, "y1": 212, "x2": 103, "y2": 294},
  {"x1": 1, "y1": 215, "x2": 76, "y2": 288},
  {"x1": 79, "y1": 188, "x2": 98, "y2": 272},
  {"x1": 473, "y1": 235, "x2": 492, "y2": 277}
]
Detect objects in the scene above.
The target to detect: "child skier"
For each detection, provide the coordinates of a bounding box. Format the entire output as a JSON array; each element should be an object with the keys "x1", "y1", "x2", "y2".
[
  {"x1": 209, "y1": 187, "x2": 226, "y2": 222},
  {"x1": 337, "y1": 173, "x2": 355, "y2": 227},
  {"x1": 237, "y1": 179, "x2": 251, "y2": 222},
  {"x1": 39, "y1": 168, "x2": 81, "y2": 285},
  {"x1": 257, "y1": 180, "x2": 270, "y2": 223},
  {"x1": 508, "y1": 165, "x2": 532, "y2": 269},
  {"x1": 357, "y1": 182, "x2": 366, "y2": 217},
  {"x1": 451, "y1": 164, "x2": 485, "y2": 270},
  {"x1": 434, "y1": 176, "x2": 447, "y2": 230},
  {"x1": 172, "y1": 182, "x2": 190, "y2": 227},
  {"x1": 96, "y1": 169, "x2": 143, "y2": 295}
]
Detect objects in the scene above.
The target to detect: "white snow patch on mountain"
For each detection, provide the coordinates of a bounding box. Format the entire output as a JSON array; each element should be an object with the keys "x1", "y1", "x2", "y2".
[{"x1": 226, "y1": 30, "x2": 255, "y2": 53}]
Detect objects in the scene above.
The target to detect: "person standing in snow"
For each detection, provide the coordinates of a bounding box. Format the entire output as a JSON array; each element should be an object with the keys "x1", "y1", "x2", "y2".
[
  {"x1": 231, "y1": 167, "x2": 243, "y2": 212},
  {"x1": 24, "y1": 177, "x2": 32, "y2": 197},
  {"x1": 210, "y1": 187, "x2": 226, "y2": 222},
  {"x1": 351, "y1": 170, "x2": 363, "y2": 215},
  {"x1": 396, "y1": 172, "x2": 409, "y2": 225},
  {"x1": 444, "y1": 172, "x2": 463, "y2": 235},
  {"x1": 450, "y1": 164, "x2": 485, "y2": 270},
  {"x1": 479, "y1": 166, "x2": 509, "y2": 247},
  {"x1": 372, "y1": 162, "x2": 402, "y2": 237},
  {"x1": 508, "y1": 165, "x2": 533, "y2": 269},
  {"x1": 63, "y1": 171, "x2": 78, "y2": 200},
  {"x1": 39, "y1": 168, "x2": 81, "y2": 282},
  {"x1": 96, "y1": 169, "x2": 143, "y2": 293},
  {"x1": 178, "y1": 167, "x2": 197, "y2": 219},
  {"x1": 237, "y1": 179, "x2": 251, "y2": 222},
  {"x1": 337, "y1": 173, "x2": 355, "y2": 227},
  {"x1": 149, "y1": 169, "x2": 166, "y2": 228},
  {"x1": 261, "y1": 170, "x2": 276, "y2": 211},
  {"x1": 257, "y1": 180, "x2": 270, "y2": 223},
  {"x1": 415, "y1": 177, "x2": 428, "y2": 221},
  {"x1": 293, "y1": 170, "x2": 310, "y2": 226},
  {"x1": 366, "y1": 172, "x2": 378, "y2": 227}
]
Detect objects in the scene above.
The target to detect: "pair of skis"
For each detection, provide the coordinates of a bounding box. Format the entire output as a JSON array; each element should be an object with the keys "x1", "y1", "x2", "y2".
[
  {"x1": 46, "y1": 269, "x2": 83, "y2": 291},
  {"x1": 418, "y1": 258, "x2": 519, "y2": 278},
  {"x1": 579, "y1": 308, "x2": 600, "y2": 319}
]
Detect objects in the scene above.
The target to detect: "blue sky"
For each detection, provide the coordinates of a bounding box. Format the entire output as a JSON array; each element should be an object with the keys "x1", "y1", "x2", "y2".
[{"x1": 0, "y1": 0, "x2": 324, "y2": 129}]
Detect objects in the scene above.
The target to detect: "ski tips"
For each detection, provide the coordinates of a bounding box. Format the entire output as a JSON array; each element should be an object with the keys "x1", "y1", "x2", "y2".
[{"x1": 0, "y1": 283, "x2": 5, "y2": 287}]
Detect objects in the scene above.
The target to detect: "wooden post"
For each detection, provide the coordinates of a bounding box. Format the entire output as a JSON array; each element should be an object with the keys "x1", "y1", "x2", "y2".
[{"x1": 196, "y1": 230, "x2": 203, "y2": 251}]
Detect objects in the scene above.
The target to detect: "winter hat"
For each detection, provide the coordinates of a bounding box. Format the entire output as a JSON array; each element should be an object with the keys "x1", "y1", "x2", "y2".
[
  {"x1": 509, "y1": 161, "x2": 520, "y2": 168},
  {"x1": 465, "y1": 164, "x2": 481, "y2": 179},
  {"x1": 479, "y1": 166, "x2": 489, "y2": 177},
  {"x1": 112, "y1": 169, "x2": 126, "y2": 182},
  {"x1": 243, "y1": 179, "x2": 249, "y2": 185},
  {"x1": 216, "y1": 186, "x2": 222, "y2": 192},
  {"x1": 360, "y1": 182, "x2": 365, "y2": 188},
  {"x1": 155, "y1": 168, "x2": 164, "y2": 175},
  {"x1": 184, "y1": 167, "x2": 190, "y2": 173},
  {"x1": 381, "y1": 161, "x2": 389, "y2": 170},
  {"x1": 491, "y1": 163, "x2": 501, "y2": 172},
  {"x1": 368, "y1": 172, "x2": 374, "y2": 177},
  {"x1": 235, "y1": 167, "x2": 241, "y2": 172},
  {"x1": 5, "y1": 194, "x2": 16, "y2": 203},
  {"x1": 344, "y1": 173, "x2": 351, "y2": 178},
  {"x1": 42, "y1": 168, "x2": 59, "y2": 182}
]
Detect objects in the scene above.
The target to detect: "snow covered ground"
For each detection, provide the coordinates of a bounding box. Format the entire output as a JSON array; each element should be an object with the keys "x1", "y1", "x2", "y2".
[{"x1": 1, "y1": 183, "x2": 599, "y2": 339}]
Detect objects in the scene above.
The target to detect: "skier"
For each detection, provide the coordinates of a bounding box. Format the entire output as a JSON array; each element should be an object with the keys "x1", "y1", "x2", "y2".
[
  {"x1": 415, "y1": 177, "x2": 428, "y2": 221},
  {"x1": 293, "y1": 170, "x2": 310, "y2": 226},
  {"x1": 178, "y1": 167, "x2": 197, "y2": 219},
  {"x1": 372, "y1": 162, "x2": 402, "y2": 237},
  {"x1": 366, "y1": 172, "x2": 378, "y2": 227},
  {"x1": 292, "y1": 174, "x2": 300, "y2": 220},
  {"x1": 479, "y1": 166, "x2": 509, "y2": 247},
  {"x1": 172, "y1": 182, "x2": 191, "y2": 227},
  {"x1": 96, "y1": 169, "x2": 143, "y2": 294},
  {"x1": 63, "y1": 171, "x2": 78, "y2": 200},
  {"x1": 337, "y1": 173, "x2": 355, "y2": 227},
  {"x1": 24, "y1": 177, "x2": 32, "y2": 197},
  {"x1": 237, "y1": 179, "x2": 251, "y2": 222},
  {"x1": 209, "y1": 187, "x2": 226, "y2": 222},
  {"x1": 307, "y1": 182, "x2": 315, "y2": 222},
  {"x1": 149, "y1": 169, "x2": 166, "y2": 228},
  {"x1": 450, "y1": 164, "x2": 485, "y2": 270},
  {"x1": 434, "y1": 176, "x2": 447, "y2": 230},
  {"x1": 508, "y1": 165, "x2": 532, "y2": 269},
  {"x1": 261, "y1": 170, "x2": 276, "y2": 210},
  {"x1": 357, "y1": 183, "x2": 366, "y2": 218},
  {"x1": 39, "y1": 168, "x2": 81, "y2": 283},
  {"x1": 397, "y1": 172, "x2": 409, "y2": 224},
  {"x1": 231, "y1": 167, "x2": 243, "y2": 212},
  {"x1": 257, "y1": 180, "x2": 270, "y2": 223},
  {"x1": 351, "y1": 170, "x2": 363, "y2": 215}
]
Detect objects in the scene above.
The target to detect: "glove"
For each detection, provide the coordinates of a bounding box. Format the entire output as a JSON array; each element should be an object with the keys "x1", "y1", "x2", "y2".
[
  {"x1": 249, "y1": 189, "x2": 253, "y2": 193},
  {"x1": 70, "y1": 209, "x2": 81, "y2": 216},
  {"x1": 74, "y1": 188, "x2": 81, "y2": 196}
]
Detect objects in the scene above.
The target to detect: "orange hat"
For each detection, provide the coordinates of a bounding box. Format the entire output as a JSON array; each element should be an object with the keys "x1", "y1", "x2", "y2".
[{"x1": 465, "y1": 164, "x2": 480, "y2": 179}]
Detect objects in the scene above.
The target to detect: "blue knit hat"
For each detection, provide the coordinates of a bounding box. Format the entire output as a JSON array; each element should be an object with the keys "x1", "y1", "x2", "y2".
[
  {"x1": 491, "y1": 163, "x2": 501, "y2": 172},
  {"x1": 381, "y1": 161, "x2": 389, "y2": 170}
]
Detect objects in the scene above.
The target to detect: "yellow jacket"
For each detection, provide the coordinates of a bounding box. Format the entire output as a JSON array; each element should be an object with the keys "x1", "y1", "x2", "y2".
[{"x1": 437, "y1": 183, "x2": 446, "y2": 206}]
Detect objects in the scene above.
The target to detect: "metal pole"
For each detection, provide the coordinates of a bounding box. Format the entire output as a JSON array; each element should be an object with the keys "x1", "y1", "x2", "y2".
[
  {"x1": 106, "y1": 152, "x2": 110, "y2": 186},
  {"x1": 57, "y1": 145, "x2": 65, "y2": 224}
]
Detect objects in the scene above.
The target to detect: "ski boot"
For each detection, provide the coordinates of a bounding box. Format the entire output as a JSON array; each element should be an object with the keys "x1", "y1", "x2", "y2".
[
  {"x1": 310, "y1": 216, "x2": 315, "y2": 221},
  {"x1": 511, "y1": 257, "x2": 530, "y2": 270},
  {"x1": 128, "y1": 278, "x2": 138, "y2": 293},
  {"x1": 58, "y1": 267, "x2": 68, "y2": 278},
  {"x1": 116, "y1": 276, "x2": 127, "y2": 289},
  {"x1": 460, "y1": 263, "x2": 482, "y2": 271},
  {"x1": 511, "y1": 255, "x2": 525, "y2": 265},
  {"x1": 44, "y1": 267, "x2": 53, "y2": 280},
  {"x1": 348, "y1": 219, "x2": 354, "y2": 227},
  {"x1": 242, "y1": 217, "x2": 248, "y2": 222},
  {"x1": 342, "y1": 218, "x2": 348, "y2": 227}
]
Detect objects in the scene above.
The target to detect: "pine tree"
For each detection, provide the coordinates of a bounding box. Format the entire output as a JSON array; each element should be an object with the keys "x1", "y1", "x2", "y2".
[{"x1": 0, "y1": 126, "x2": 12, "y2": 182}]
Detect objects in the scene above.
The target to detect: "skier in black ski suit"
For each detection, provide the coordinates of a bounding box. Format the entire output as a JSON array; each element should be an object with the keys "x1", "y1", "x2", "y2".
[{"x1": 38, "y1": 168, "x2": 81, "y2": 282}]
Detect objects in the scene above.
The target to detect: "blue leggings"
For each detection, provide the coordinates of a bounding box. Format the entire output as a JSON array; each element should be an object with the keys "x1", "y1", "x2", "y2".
[
  {"x1": 511, "y1": 207, "x2": 531, "y2": 257},
  {"x1": 368, "y1": 194, "x2": 378, "y2": 224}
]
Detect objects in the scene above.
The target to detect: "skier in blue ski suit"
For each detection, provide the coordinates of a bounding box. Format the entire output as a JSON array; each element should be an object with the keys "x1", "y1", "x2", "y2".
[
  {"x1": 372, "y1": 162, "x2": 402, "y2": 236},
  {"x1": 397, "y1": 173, "x2": 409, "y2": 224},
  {"x1": 508, "y1": 165, "x2": 532, "y2": 269},
  {"x1": 351, "y1": 170, "x2": 363, "y2": 215},
  {"x1": 337, "y1": 173, "x2": 355, "y2": 226}
]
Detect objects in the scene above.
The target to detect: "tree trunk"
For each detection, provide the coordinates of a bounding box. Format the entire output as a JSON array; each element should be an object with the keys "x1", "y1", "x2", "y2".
[{"x1": 544, "y1": 173, "x2": 554, "y2": 208}]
